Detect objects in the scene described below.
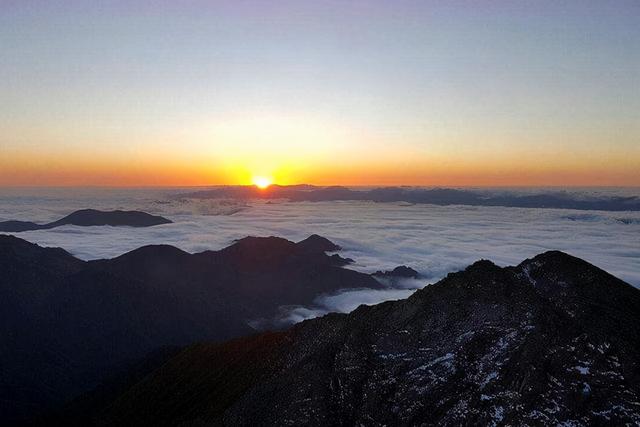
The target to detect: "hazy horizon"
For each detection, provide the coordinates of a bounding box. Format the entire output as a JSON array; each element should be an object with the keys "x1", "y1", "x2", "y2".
[{"x1": 1, "y1": 183, "x2": 640, "y2": 190}]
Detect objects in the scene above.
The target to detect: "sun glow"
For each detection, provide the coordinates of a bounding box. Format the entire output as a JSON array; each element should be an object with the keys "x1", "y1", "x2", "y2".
[{"x1": 252, "y1": 176, "x2": 273, "y2": 189}]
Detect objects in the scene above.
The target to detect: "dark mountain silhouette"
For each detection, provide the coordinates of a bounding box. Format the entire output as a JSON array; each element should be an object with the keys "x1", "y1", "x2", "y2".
[
  {"x1": 0, "y1": 234, "x2": 380, "y2": 424},
  {"x1": 180, "y1": 185, "x2": 640, "y2": 211},
  {"x1": 88, "y1": 252, "x2": 640, "y2": 426},
  {"x1": 296, "y1": 234, "x2": 342, "y2": 252},
  {"x1": 373, "y1": 265, "x2": 420, "y2": 279},
  {"x1": 0, "y1": 209, "x2": 172, "y2": 232}
]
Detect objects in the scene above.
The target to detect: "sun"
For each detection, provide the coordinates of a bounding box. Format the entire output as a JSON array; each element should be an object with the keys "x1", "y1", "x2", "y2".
[{"x1": 252, "y1": 176, "x2": 272, "y2": 189}]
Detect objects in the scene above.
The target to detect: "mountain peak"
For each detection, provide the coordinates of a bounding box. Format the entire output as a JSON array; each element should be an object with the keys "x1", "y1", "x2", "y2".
[
  {"x1": 522, "y1": 250, "x2": 581, "y2": 266},
  {"x1": 296, "y1": 234, "x2": 341, "y2": 252},
  {"x1": 109, "y1": 244, "x2": 190, "y2": 261},
  {"x1": 225, "y1": 236, "x2": 297, "y2": 253},
  {"x1": 464, "y1": 258, "x2": 500, "y2": 273}
]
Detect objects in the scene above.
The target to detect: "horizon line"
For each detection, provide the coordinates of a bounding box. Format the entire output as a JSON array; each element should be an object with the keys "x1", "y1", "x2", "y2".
[{"x1": 1, "y1": 184, "x2": 639, "y2": 190}]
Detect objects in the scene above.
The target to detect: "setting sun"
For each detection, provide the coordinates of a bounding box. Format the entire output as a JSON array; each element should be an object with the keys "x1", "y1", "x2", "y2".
[{"x1": 252, "y1": 176, "x2": 272, "y2": 189}]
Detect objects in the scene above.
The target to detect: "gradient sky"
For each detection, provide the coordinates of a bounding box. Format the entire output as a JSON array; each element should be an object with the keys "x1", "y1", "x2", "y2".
[{"x1": 1, "y1": 0, "x2": 639, "y2": 186}]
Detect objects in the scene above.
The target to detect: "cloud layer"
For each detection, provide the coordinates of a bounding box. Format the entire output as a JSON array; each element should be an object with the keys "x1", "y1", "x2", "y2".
[{"x1": 1, "y1": 187, "x2": 638, "y2": 323}]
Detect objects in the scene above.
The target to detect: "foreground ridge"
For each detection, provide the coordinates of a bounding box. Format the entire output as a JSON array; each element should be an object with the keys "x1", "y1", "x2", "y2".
[{"x1": 93, "y1": 251, "x2": 640, "y2": 426}]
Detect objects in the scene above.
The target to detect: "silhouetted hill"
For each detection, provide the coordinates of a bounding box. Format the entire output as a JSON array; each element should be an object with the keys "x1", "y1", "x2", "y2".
[
  {"x1": 0, "y1": 209, "x2": 172, "y2": 232},
  {"x1": 0, "y1": 234, "x2": 379, "y2": 424},
  {"x1": 296, "y1": 234, "x2": 342, "y2": 253},
  {"x1": 93, "y1": 235, "x2": 375, "y2": 319},
  {"x1": 95, "y1": 252, "x2": 640, "y2": 426}
]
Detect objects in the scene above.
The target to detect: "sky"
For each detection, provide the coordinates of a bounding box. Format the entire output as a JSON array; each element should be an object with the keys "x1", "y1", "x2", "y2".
[{"x1": 1, "y1": 0, "x2": 639, "y2": 187}]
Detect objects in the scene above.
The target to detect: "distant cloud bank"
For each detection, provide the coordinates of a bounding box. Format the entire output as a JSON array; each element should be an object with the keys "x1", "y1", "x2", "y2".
[{"x1": 179, "y1": 185, "x2": 640, "y2": 211}]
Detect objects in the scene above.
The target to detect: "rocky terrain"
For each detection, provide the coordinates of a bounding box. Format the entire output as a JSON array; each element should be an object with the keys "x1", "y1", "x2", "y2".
[
  {"x1": 0, "y1": 233, "x2": 381, "y2": 423},
  {"x1": 86, "y1": 251, "x2": 640, "y2": 426},
  {"x1": 0, "y1": 209, "x2": 172, "y2": 232}
]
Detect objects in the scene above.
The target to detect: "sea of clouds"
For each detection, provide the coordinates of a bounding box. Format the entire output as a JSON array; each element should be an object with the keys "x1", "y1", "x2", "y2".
[{"x1": 1, "y1": 187, "x2": 639, "y2": 323}]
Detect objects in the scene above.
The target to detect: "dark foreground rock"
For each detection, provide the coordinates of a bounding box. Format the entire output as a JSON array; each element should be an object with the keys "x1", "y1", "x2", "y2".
[
  {"x1": 0, "y1": 234, "x2": 379, "y2": 424},
  {"x1": 91, "y1": 252, "x2": 640, "y2": 426},
  {"x1": 0, "y1": 209, "x2": 172, "y2": 232}
]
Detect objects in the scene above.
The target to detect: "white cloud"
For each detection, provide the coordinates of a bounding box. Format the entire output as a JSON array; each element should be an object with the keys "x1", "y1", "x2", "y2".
[{"x1": 275, "y1": 287, "x2": 417, "y2": 325}]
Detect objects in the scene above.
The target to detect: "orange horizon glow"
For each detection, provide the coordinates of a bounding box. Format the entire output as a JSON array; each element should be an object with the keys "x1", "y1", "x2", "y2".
[
  {"x1": 1, "y1": 113, "x2": 638, "y2": 188},
  {"x1": 1, "y1": 160, "x2": 639, "y2": 188}
]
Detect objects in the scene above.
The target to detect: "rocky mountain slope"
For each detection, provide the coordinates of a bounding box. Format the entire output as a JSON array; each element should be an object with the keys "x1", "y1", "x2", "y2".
[
  {"x1": 0, "y1": 234, "x2": 380, "y2": 423},
  {"x1": 95, "y1": 251, "x2": 640, "y2": 426},
  {"x1": 0, "y1": 209, "x2": 172, "y2": 232}
]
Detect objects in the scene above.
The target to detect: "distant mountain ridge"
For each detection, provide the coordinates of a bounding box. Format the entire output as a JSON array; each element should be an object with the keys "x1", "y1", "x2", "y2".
[
  {"x1": 179, "y1": 185, "x2": 640, "y2": 211},
  {"x1": 0, "y1": 233, "x2": 382, "y2": 423},
  {"x1": 86, "y1": 251, "x2": 640, "y2": 426},
  {"x1": 0, "y1": 209, "x2": 172, "y2": 232}
]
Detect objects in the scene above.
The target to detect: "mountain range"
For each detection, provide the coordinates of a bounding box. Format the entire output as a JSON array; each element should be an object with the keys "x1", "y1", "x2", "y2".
[{"x1": 0, "y1": 233, "x2": 381, "y2": 423}]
